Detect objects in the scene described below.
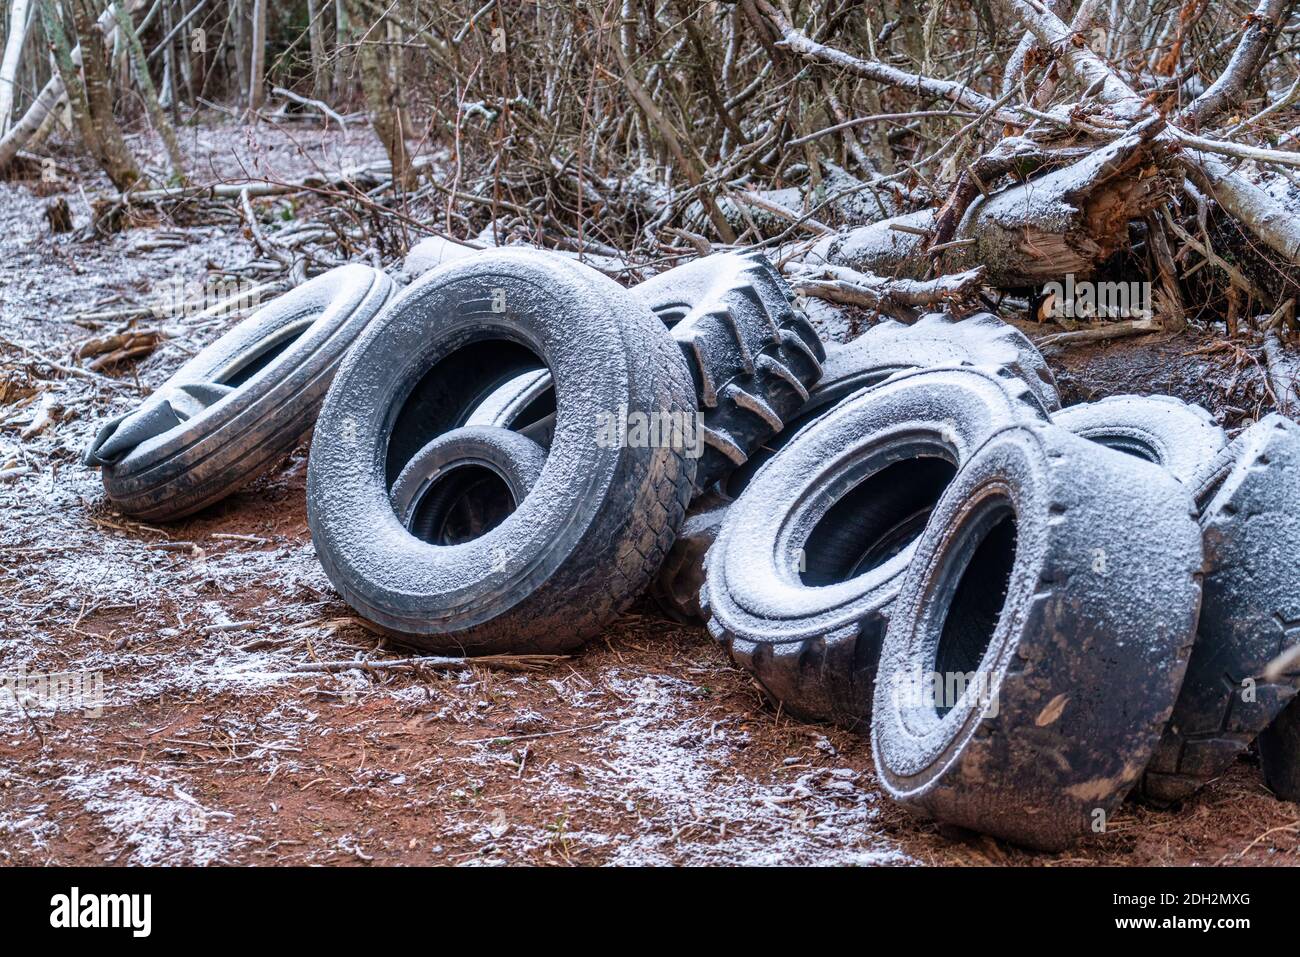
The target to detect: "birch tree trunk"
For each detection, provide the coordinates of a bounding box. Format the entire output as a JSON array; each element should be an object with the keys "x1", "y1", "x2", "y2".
[{"x1": 0, "y1": 0, "x2": 33, "y2": 135}]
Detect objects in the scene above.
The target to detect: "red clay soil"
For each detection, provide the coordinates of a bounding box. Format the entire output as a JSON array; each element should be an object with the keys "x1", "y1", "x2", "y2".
[{"x1": 2, "y1": 124, "x2": 1298, "y2": 866}]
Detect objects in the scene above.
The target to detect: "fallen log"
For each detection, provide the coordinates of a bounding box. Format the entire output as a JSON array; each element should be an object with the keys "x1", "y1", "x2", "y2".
[{"x1": 804, "y1": 129, "x2": 1169, "y2": 287}]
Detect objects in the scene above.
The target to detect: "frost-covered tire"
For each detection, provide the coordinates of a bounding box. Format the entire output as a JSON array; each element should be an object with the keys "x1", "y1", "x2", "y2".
[
  {"x1": 306, "y1": 249, "x2": 698, "y2": 654},
  {"x1": 721, "y1": 310, "x2": 1057, "y2": 497},
  {"x1": 816, "y1": 311, "x2": 1059, "y2": 415},
  {"x1": 390, "y1": 426, "x2": 546, "y2": 545},
  {"x1": 83, "y1": 264, "x2": 395, "y2": 522},
  {"x1": 1140, "y1": 414, "x2": 1300, "y2": 804},
  {"x1": 872, "y1": 422, "x2": 1203, "y2": 851},
  {"x1": 702, "y1": 367, "x2": 1048, "y2": 731},
  {"x1": 647, "y1": 490, "x2": 729, "y2": 624},
  {"x1": 1052, "y1": 394, "x2": 1224, "y2": 485},
  {"x1": 635, "y1": 251, "x2": 825, "y2": 490}
]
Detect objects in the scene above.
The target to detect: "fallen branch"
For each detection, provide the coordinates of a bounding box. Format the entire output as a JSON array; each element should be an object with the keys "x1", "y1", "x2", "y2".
[
  {"x1": 789, "y1": 264, "x2": 984, "y2": 320},
  {"x1": 283, "y1": 654, "x2": 568, "y2": 674}
]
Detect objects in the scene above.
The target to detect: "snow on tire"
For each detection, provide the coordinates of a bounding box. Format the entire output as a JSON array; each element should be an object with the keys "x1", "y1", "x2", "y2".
[
  {"x1": 720, "y1": 310, "x2": 1057, "y2": 498},
  {"x1": 1140, "y1": 414, "x2": 1300, "y2": 804},
  {"x1": 872, "y1": 422, "x2": 1203, "y2": 850},
  {"x1": 635, "y1": 250, "x2": 826, "y2": 491},
  {"x1": 702, "y1": 367, "x2": 1048, "y2": 730},
  {"x1": 1052, "y1": 394, "x2": 1225, "y2": 485},
  {"x1": 83, "y1": 264, "x2": 396, "y2": 522},
  {"x1": 306, "y1": 249, "x2": 697, "y2": 654},
  {"x1": 389, "y1": 426, "x2": 547, "y2": 545}
]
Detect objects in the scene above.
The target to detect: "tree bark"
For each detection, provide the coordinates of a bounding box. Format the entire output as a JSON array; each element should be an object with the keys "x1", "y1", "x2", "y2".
[
  {"x1": 0, "y1": 0, "x2": 33, "y2": 136},
  {"x1": 39, "y1": 0, "x2": 141, "y2": 189}
]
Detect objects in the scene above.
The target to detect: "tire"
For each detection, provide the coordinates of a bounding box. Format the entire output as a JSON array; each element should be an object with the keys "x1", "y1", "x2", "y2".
[
  {"x1": 635, "y1": 251, "x2": 826, "y2": 491},
  {"x1": 647, "y1": 490, "x2": 729, "y2": 624},
  {"x1": 83, "y1": 264, "x2": 395, "y2": 522},
  {"x1": 872, "y1": 422, "x2": 1203, "y2": 851},
  {"x1": 390, "y1": 426, "x2": 546, "y2": 545},
  {"x1": 1140, "y1": 413, "x2": 1300, "y2": 804},
  {"x1": 1260, "y1": 701, "x2": 1300, "y2": 802},
  {"x1": 720, "y1": 310, "x2": 1057, "y2": 498},
  {"x1": 306, "y1": 248, "x2": 698, "y2": 654},
  {"x1": 702, "y1": 366, "x2": 1048, "y2": 731},
  {"x1": 1052, "y1": 394, "x2": 1225, "y2": 485}
]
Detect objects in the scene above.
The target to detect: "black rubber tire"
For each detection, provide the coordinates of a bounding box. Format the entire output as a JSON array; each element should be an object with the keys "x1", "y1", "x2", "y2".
[
  {"x1": 83, "y1": 264, "x2": 395, "y2": 522},
  {"x1": 1260, "y1": 700, "x2": 1300, "y2": 802},
  {"x1": 702, "y1": 366, "x2": 1049, "y2": 731},
  {"x1": 646, "y1": 490, "x2": 728, "y2": 624},
  {"x1": 635, "y1": 251, "x2": 826, "y2": 490},
  {"x1": 390, "y1": 426, "x2": 546, "y2": 545},
  {"x1": 1140, "y1": 413, "x2": 1300, "y2": 804},
  {"x1": 872, "y1": 422, "x2": 1203, "y2": 851},
  {"x1": 1052, "y1": 394, "x2": 1225, "y2": 485},
  {"x1": 306, "y1": 248, "x2": 698, "y2": 654},
  {"x1": 720, "y1": 310, "x2": 1057, "y2": 498}
]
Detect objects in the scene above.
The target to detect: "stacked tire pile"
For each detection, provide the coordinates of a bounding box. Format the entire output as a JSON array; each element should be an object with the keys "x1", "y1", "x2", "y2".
[{"x1": 84, "y1": 249, "x2": 1300, "y2": 851}]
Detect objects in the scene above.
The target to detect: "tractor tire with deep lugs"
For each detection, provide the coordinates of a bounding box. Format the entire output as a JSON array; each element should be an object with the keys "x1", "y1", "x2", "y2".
[
  {"x1": 635, "y1": 251, "x2": 825, "y2": 491},
  {"x1": 872, "y1": 422, "x2": 1203, "y2": 851},
  {"x1": 83, "y1": 264, "x2": 395, "y2": 522},
  {"x1": 702, "y1": 367, "x2": 1049, "y2": 731},
  {"x1": 306, "y1": 248, "x2": 698, "y2": 654}
]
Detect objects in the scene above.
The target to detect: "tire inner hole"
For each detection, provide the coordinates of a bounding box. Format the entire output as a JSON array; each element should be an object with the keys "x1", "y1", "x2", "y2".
[
  {"x1": 931, "y1": 507, "x2": 1018, "y2": 718},
  {"x1": 386, "y1": 338, "x2": 555, "y2": 488},
  {"x1": 219, "y1": 319, "x2": 312, "y2": 389},
  {"x1": 1083, "y1": 432, "x2": 1160, "y2": 463},
  {"x1": 405, "y1": 463, "x2": 517, "y2": 546},
  {"x1": 800, "y1": 454, "x2": 957, "y2": 586}
]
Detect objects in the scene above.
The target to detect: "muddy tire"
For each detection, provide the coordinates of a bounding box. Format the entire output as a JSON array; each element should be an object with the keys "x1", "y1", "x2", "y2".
[
  {"x1": 1052, "y1": 394, "x2": 1224, "y2": 485},
  {"x1": 390, "y1": 426, "x2": 546, "y2": 544},
  {"x1": 702, "y1": 367, "x2": 1048, "y2": 731},
  {"x1": 647, "y1": 490, "x2": 729, "y2": 624},
  {"x1": 84, "y1": 264, "x2": 395, "y2": 522},
  {"x1": 1140, "y1": 414, "x2": 1300, "y2": 804},
  {"x1": 635, "y1": 251, "x2": 825, "y2": 491},
  {"x1": 872, "y1": 422, "x2": 1203, "y2": 851},
  {"x1": 306, "y1": 248, "x2": 697, "y2": 654},
  {"x1": 720, "y1": 310, "x2": 1057, "y2": 498}
]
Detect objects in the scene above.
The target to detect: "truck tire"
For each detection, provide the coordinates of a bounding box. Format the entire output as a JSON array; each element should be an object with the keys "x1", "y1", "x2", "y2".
[
  {"x1": 702, "y1": 367, "x2": 1048, "y2": 730},
  {"x1": 872, "y1": 422, "x2": 1203, "y2": 850},
  {"x1": 390, "y1": 426, "x2": 546, "y2": 545},
  {"x1": 1141, "y1": 414, "x2": 1300, "y2": 804},
  {"x1": 1052, "y1": 394, "x2": 1224, "y2": 485},
  {"x1": 83, "y1": 264, "x2": 395, "y2": 522},
  {"x1": 306, "y1": 248, "x2": 697, "y2": 654}
]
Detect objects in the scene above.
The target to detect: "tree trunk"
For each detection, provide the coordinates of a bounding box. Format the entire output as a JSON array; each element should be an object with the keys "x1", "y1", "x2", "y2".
[
  {"x1": 0, "y1": 0, "x2": 33, "y2": 136},
  {"x1": 349, "y1": 0, "x2": 413, "y2": 190},
  {"x1": 247, "y1": 0, "x2": 266, "y2": 113},
  {"x1": 113, "y1": 0, "x2": 187, "y2": 185},
  {"x1": 39, "y1": 0, "x2": 141, "y2": 189},
  {"x1": 307, "y1": 0, "x2": 327, "y2": 102}
]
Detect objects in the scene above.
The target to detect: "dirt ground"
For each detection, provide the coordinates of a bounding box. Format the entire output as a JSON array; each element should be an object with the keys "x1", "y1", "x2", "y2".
[{"x1": 2, "y1": 120, "x2": 1299, "y2": 866}]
